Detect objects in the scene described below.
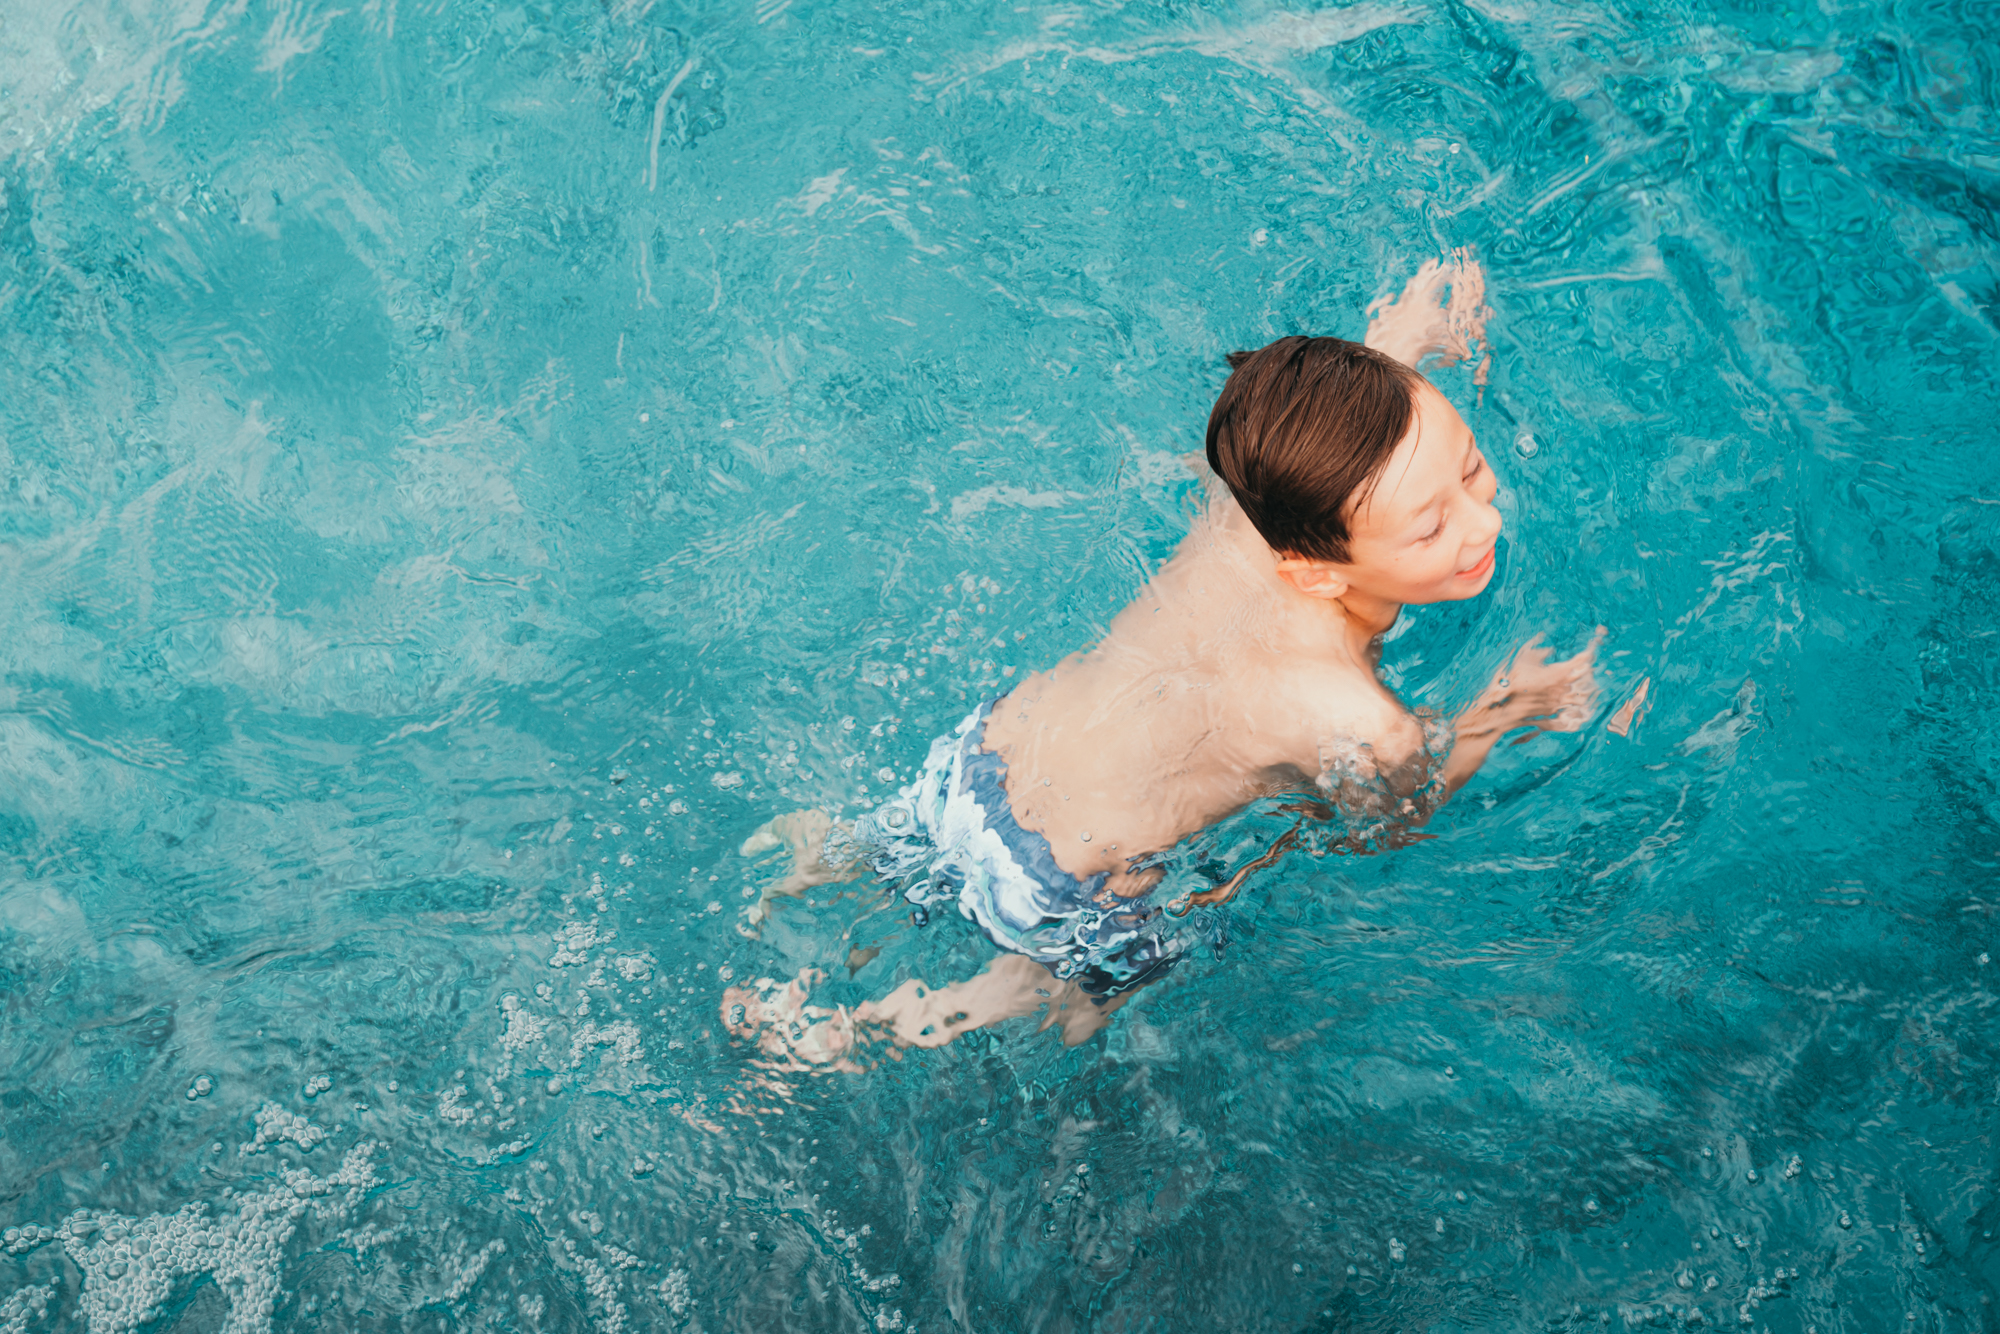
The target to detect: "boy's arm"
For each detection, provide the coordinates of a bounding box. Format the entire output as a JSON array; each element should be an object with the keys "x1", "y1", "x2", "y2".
[
  {"x1": 1308, "y1": 631, "x2": 1602, "y2": 815},
  {"x1": 1183, "y1": 693, "x2": 1429, "y2": 908},
  {"x1": 1183, "y1": 636, "x2": 1600, "y2": 907}
]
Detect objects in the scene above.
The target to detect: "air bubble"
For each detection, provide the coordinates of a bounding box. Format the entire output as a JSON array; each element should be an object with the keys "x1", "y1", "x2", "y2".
[{"x1": 1514, "y1": 427, "x2": 1539, "y2": 458}]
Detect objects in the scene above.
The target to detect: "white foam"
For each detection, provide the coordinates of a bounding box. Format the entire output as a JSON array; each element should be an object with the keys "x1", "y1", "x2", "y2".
[
  {"x1": 33, "y1": 1143, "x2": 379, "y2": 1334},
  {"x1": 440, "y1": 1239, "x2": 507, "y2": 1303},
  {"x1": 550, "y1": 921, "x2": 606, "y2": 966},
  {"x1": 569, "y1": 1021, "x2": 645, "y2": 1071},
  {"x1": 239, "y1": 1104, "x2": 327, "y2": 1156},
  {"x1": 561, "y1": 1237, "x2": 628, "y2": 1334},
  {"x1": 658, "y1": 1268, "x2": 691, "y2": 1316},
  {"x1": 496, "y1": 995, "x2": 551, "y2": 1077},
  {"x1": 0, "y1": 1281, "x2": 55, "y2": 1334}
]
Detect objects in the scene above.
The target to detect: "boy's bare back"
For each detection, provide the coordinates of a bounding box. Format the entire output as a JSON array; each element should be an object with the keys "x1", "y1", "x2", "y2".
[{"x1": 982, "y1": 494, "x2": 1421, "y2": 896}]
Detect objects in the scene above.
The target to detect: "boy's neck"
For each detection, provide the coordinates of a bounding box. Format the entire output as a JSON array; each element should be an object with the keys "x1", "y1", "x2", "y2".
[{"x1": 1334, "y1": 591, "x2": 1402, "y2": 644}]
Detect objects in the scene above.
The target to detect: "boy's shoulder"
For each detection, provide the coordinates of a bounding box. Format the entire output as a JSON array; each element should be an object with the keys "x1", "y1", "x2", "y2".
[{"x1": 1232, "y1": 651, "x2": 1425, "y2": 765}]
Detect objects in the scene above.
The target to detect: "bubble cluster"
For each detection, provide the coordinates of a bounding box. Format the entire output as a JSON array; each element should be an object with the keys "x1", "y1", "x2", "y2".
[
  {"x1": 1, "y1": 1226, "x2": 53, "y2": 1257},
  {"x1": 657, "y1": 1268, "x2": 691, "y2": 1316},
  {"x1": 437, "y1": 1085, "x2": 476, "y2": 1126},
  {"x1": 496, "y1": 995, "x2": 551, "y2": 1076},
  {"x1": 561, "y1": 1236, "x2": 629, "y2": 1334},
  {"x1": 0, "y1": 1280, "x2": 55, "y2": 1333},
  {"x1": 240, "y1": 1103, "x2": 327, "y2": 1156},
  {"x1": 302, "y1": 1075, "x2": 332, "y2": 1098},
  {"x1": 440, "y1": 1239, "x2": 508, "y2": 1303},
  {"x1": 569, "y1": 1020, "x2": 644, "y2": 1072},
  {"x1": 36, "y1": 1144, "x2": 379, "y2": 1334},
  {"x1": 550, "y1": 921, "x2": 607, "y2": 967}
]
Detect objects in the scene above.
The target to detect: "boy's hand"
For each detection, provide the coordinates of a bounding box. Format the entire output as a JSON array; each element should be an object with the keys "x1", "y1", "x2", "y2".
[
  {"x1": 1469, "y1": 628, "x2": 1604, "y2": 743},
  {"x1": 1365, "y1": 250, "x2": 1490, "y2": 371}
]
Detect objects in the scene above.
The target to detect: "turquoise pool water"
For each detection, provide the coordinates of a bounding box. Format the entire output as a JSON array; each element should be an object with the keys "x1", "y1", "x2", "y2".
[{"x1": 3, "y1": 0, "x2": 1998, "y2": 1329}]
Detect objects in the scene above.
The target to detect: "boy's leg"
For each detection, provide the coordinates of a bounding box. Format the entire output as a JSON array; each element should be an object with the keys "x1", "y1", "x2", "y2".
[
  {"x1": 721, "y1": 954, "x2": 1134, "y2": 1064},
  {"x1": 856, "y1": 952, "x2": 1131, "y2": 1049}
]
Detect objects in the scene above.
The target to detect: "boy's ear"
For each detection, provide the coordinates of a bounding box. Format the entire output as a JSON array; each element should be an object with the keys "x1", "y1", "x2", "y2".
[{"x1": 1273, "y1": 557, "x2": 1350, "y2": 601}]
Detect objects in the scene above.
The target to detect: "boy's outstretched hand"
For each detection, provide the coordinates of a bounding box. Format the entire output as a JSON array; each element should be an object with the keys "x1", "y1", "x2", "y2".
[
  {"x1": 1365, "y1": 249, "x2": 1491, "y2": 373},
  {"x1": 1440, "y1": 628, "x2": 1604, "y2": 793}
]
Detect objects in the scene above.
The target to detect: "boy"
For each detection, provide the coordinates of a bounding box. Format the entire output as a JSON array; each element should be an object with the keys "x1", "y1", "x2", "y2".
[{"x1": 725, "y1": 256, "x2": 1600, "y2": 1061}]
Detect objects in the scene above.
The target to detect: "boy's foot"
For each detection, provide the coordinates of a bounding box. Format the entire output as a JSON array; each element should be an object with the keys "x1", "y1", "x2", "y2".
[
  {"x1": 719, "y1": 971, "x2": 865, "y2": 1070},
  {"x1": 739, "y1": 809, "x2": 862, "y2": 927}
]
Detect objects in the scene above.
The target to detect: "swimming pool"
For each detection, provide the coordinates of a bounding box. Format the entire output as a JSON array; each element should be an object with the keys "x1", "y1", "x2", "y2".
[{"x1": 3, "y1": 0, "x2": 1997, "y2": 1328}]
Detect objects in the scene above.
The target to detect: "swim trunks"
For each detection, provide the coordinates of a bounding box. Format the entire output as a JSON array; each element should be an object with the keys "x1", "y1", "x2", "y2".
[{"x1": 837, "y1": 701, "x2": 1192, "y2": 995}]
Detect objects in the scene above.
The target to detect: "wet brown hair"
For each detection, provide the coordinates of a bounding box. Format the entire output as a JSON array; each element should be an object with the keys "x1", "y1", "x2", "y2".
[{"x1": 1203, "y1": 335, "x2": 1424, "y2": 562}]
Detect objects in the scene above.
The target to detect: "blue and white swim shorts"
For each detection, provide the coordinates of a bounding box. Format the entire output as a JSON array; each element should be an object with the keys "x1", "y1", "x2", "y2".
[{"x1": 836, "y1": 701, "x2": 1194, "y2": 996}]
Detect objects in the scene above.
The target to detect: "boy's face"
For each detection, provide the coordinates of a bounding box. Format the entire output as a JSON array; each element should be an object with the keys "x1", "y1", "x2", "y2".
[{"x1": 1285, "y1": 383, "x2": 1502, "y2": 608}]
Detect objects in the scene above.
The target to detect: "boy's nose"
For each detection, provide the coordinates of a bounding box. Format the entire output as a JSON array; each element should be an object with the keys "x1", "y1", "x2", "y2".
[{"x1": 1473, "y1": 500, "x2": 1503, "y2": 546}]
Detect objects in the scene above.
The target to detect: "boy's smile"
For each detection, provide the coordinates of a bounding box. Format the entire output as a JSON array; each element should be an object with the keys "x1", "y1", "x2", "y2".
[{"x1": 1455, "y1": 544, "x2": 1497, "y2": 583}]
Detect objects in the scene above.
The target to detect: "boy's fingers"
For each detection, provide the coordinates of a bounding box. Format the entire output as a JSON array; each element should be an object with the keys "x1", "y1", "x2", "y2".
[{"x1": 1554, "y1": 627, "x2": 1606, "y2": 667}]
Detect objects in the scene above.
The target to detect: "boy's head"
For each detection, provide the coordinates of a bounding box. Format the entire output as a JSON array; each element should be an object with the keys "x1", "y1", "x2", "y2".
[{"x1": 1204, "y1": 335, "x2": 1501, "y2": 607}]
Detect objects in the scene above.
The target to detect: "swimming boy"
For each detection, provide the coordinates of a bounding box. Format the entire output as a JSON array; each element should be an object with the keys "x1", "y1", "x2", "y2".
[{"x1": 725, "y1": 256, "x2": 1600, "y2": 1060}]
